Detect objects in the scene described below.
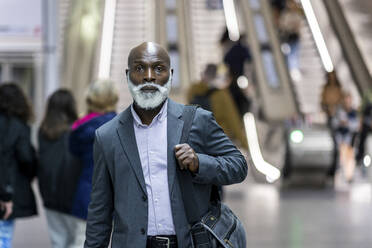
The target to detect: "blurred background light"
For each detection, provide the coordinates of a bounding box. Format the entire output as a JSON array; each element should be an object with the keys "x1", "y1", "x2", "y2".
[
  {"x1": 81, "y1": 14, "x2": 98, "y2": 41},
  {"x1": 98, "y1": 0, "x2": 117, "y2": 79},
  {"x1": 244, "y1": 113, "x2": 281, "y2": 183},
  {"x1": 237, "y1": 75, "x2": 249, "y2": 89},
  {"x1": 363, "y1": 155, "x2": 371, "y2": 167},
  {"x1": 300, "y1": 0, "x2": 334, "y2": 72},
  {"x1": 222, "y1": 0, "x2": 240, "y2": 41},
  {"x1": 290, "y1": 130, "x2": 304, "y2": 144}
]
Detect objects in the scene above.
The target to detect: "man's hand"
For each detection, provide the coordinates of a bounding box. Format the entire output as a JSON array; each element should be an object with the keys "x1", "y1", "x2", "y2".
[
  {"x1": 0, "y1": 201, "x2": 13, "y2": 220},
  {"x1": 174, "y1": 144, "x2": 199, "y2": 173}
]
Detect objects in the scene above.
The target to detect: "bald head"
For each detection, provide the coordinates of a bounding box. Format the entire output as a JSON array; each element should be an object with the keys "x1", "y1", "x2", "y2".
[
  {"x1": 126, "y1": 42, "x2": 172, "y2": 111},
  {"x1": 128, "y1": 42, "x2": 170, "y2": 67},
  {"x1": 126, "y1": 41, "x2": 172, "y2": 98}
]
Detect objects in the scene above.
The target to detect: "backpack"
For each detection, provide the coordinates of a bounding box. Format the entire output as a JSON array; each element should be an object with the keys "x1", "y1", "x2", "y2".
[{"x1": 190, "y1": 88, "x2": 217, "y2": 111}]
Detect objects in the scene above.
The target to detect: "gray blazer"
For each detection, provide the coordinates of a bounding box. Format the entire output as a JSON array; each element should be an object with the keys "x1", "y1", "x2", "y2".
[{"x1": 84, "y1": 99, "x2": 248, "y2": 248}]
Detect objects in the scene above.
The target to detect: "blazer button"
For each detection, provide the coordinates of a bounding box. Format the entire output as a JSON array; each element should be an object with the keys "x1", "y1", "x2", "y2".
[
  {"x1": 142, "y1": 195, "x2": 147, "y2": 201},
  {"x1": 141, "y1": 228, "x2": 146, "y2": 235}
]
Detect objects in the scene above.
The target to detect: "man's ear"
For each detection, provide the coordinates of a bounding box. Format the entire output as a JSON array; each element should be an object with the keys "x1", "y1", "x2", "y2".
[{"x1": 125, "y1": 69, "x2": 130, "y2": 83}]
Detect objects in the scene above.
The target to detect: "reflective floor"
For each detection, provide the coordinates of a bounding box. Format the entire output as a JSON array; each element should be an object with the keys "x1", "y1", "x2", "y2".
[
  {"x1": 12, "y1": 170, "x2": 372, "y2": 248},
  {"x1": 225, "y1": 172, "x2": 372, "y2": 248}
]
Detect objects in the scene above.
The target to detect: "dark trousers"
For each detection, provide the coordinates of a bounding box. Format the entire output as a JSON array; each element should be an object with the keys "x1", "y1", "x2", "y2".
[
  {"x1": 356, "y1": 124, "x2": 371, "y2": 163},
  {"x1": 326, "y1": 117, "x2": 338, "y2": 177}
]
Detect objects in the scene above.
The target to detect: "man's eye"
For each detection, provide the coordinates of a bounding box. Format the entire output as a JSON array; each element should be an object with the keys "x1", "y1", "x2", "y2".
[
  {"x1": 155, "y1": 66, "x2": 164, "y2": 72},
  {"x1": 135, "y1": 65, "x2": 144, "y2": 72}
]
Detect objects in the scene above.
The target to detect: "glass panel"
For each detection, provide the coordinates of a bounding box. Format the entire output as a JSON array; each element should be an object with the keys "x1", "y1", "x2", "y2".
[
  {"x1": 249, "y1": 0, "x2": 261, "y2": 10},
  {"x1": 262, "y1": 51, "x2": 280, "y2": 89},
  {"x1": 254, "y1": 14, "x2": 268, "y2": 43},
  {"x1": 12, "y1": 66, "x2": 34, "y2": 100},
  {"x1": 165, "y1": 0, "x2": 177, "y2": 10},
  {"x1": 166, "y1": 14, "x2": 178, "y2": 43},
  {"x1": 206, "y1": 0, "x2": 223, "y2": 10},
  {"x1": 169, "y1": 51, "x2": 180, "y2": 88}
]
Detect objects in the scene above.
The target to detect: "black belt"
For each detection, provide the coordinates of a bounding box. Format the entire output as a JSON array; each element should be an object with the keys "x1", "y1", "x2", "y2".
[{"x1": 146, "y1": 235, "x2": 178, "y2": 248}]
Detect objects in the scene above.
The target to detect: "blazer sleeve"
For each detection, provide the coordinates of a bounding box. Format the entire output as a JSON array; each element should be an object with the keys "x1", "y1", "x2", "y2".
[
  {"x1": 192, "y1": 109, "x2": 248, "y2": 185},
  {"x1": 84, "y1": 131, "x2": 114, "y2": 248}
]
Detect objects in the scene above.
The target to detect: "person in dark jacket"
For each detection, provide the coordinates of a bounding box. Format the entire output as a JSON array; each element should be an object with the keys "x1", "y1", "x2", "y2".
[
  {"x1": 69, "y1": 80, "x2": 118, "y2": 225},
  {"x1": 38, "y1": 89, "x2": 85, "y2": 248},
  {"x1": 220, "y1": 29, "x2": 252, "y2": 117},
  {"x1": 0, "y1": 83, "x2": 37, "y2": 248}
]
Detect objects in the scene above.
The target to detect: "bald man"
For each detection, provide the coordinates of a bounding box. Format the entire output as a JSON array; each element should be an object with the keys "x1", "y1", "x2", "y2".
[{"x1": 84, "y1": 42, "x2": 247, "y2": 248}]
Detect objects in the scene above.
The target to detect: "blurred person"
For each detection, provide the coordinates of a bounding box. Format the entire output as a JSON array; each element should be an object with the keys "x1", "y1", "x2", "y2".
[
  {"x1": 0, "y1": 83, "x2": 37, "y2": 248},
  {"x1": 38, "y1": 89, "x2": 86, "y2": 248},
  {"x1": 321, "y1": 71, "x2": 344, "y2": 177},
  {"x1": 279, "y1": 0, "x2": 303, "y2": 79},
  {"x1": 220, "y1": 29, "x2": 252, "y2": 79},
  {"x1": 220, "y1": 29, "x2": 253, "y2": 117},
  {"x1": 355, "y1": 88, "x2": 372, "y2": 166},
  {"x1": 84, "y1": 42, "x2": 247, "y2": 248},
  {"x1": 228, "y1": 73, "x2": 252, "y2": 117},
  {"x1": 187, "y1": 63, "x2": 248, "y2": 150},
  {"x1": 271, "y1": 0, "x2": 287, "y2": 27},
  {"x1": 321, "y1": 71, "x2": 344, "y2": 123},
  {"x1": 332, "y1": 93, "x2": 359, "y2": 182},
  {"x1": 69, "y1": 80, "x2": 118, "y2": 229}
]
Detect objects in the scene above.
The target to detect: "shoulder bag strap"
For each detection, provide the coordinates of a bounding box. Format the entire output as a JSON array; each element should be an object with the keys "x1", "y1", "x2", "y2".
[{"x1": 177, "y1": 105, "x2": 202, "y2": 224}]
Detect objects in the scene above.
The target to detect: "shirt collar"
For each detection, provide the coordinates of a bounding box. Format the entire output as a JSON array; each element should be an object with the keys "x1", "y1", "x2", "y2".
[{"x1": 131, "y1": 99, "x2": 168, "y2": 127}]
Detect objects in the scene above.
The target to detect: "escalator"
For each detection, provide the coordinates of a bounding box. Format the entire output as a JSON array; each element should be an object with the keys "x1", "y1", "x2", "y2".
[
  {"x1": 321, "y1": 0, "x2": 372, "y2": 94},
  {"x1": 238, "y1": 0, "x2": 299, "y2": 122},
  {"x1": 282, "y1": 0, "x2": 372, "y2": 183}
]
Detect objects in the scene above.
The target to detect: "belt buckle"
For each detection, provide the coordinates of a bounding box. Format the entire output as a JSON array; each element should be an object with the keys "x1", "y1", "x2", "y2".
[{"x1": 156, "y1": 236, "x2": 170, "y2": 248}]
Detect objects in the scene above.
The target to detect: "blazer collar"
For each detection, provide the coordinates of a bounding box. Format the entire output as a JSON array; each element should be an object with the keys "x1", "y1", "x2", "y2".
[{"x1": 167, "y1": 99, "x2": 185, "y2": 195}]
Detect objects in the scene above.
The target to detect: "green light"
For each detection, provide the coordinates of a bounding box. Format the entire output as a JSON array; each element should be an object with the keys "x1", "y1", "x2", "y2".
[{"x1": 290, "y1": 130, "x2": 304, "y2": 143}]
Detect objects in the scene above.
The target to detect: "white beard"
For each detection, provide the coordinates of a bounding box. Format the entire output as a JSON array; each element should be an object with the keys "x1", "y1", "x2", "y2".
[{"x1": 127, "y1": 74, "x2": 172, "y2": 110}]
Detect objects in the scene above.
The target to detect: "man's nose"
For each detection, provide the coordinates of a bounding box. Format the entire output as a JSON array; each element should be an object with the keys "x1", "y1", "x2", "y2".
[{"x1": 144, "y1": 68, "x2": 155, "y2": 82}]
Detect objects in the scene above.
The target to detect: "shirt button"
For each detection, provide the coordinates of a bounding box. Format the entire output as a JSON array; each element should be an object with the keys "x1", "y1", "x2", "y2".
[
  {"x1": 142, "y1": 195, "x2": 147, "y2": 202},
  {"x1": 141, "y1": 228, "x2": 146, "y2": 235}
]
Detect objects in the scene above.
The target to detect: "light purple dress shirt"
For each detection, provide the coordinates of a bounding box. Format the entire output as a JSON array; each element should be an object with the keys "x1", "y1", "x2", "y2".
[{"x1": 131, "y1": 100, "x2": 176, "y2": 235}]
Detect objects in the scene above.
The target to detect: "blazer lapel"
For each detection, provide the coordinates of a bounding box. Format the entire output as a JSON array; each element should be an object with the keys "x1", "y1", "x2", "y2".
[
  {"x1": 167, "y1": 100, "x2": 184, "y2": 195},
  {"x1": 116, "y1": 108, "x2": 147, "y2": 195}
]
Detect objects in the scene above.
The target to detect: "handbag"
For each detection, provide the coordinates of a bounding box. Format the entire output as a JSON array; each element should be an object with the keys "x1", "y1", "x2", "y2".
[{"x1": 177, "y1": 105, "x2": 247, "y2": 248}]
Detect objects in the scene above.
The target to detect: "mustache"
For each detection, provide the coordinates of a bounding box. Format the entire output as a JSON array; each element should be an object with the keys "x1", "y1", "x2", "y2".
[
  {"x1": 127, "y1": 74, "x2": 172, "y2": 110},
  {"x1": 133, "y1": 82, "x2": 167, "y2": 93}
]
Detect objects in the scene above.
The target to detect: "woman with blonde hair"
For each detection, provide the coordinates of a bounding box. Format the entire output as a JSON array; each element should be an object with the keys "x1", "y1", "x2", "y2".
[{"x1": 68, "y1": 79, "x2": 118, "y2": 241}]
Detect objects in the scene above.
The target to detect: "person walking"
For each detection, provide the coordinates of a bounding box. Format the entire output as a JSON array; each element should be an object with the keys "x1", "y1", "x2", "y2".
[
  {"x1": 0, "y1": 83, "x2": 37, "y2": 248},
  {"x1": 333, "y1": 93, "x2": 359, "y2": 182},
  {"x1": 38, "y1": 89, "x2": 88, "y2": 248},
  {"x1": 187, "y1": 63, "x2": 248, "y2": 150},
  {"x1": 68, "y1": 80, "x2": 118, "y2": 231},
  {"x1": 321, "y1": 70, "x2": 344, "y2": 177},
  {"x1": 355, "y1": 88, "x2": 372, "y2": 166},
  {"x1": 84, "y1": 42, "x2": 247, "y2": 248}
]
